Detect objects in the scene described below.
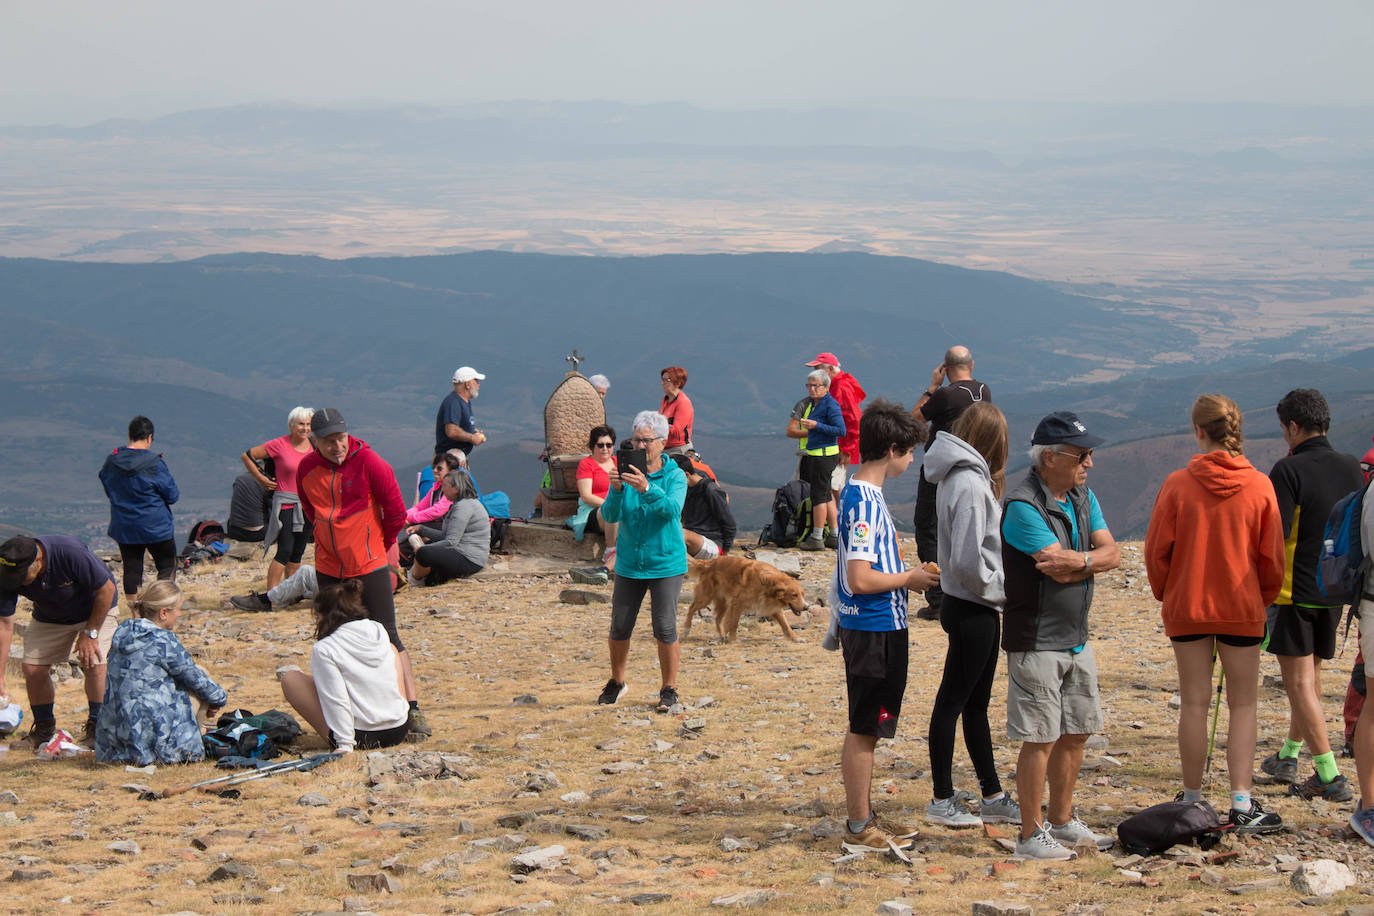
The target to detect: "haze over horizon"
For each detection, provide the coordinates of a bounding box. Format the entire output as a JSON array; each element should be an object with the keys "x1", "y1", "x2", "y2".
[{"x1": 3, "y1": 1, "x2": 1373, "y2": 126}]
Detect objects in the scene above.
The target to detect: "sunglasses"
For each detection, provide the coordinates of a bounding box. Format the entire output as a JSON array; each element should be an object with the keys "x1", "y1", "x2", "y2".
[
  {"x1": 595, "y1": 441, "x2": 615, "y2": 449},
  {"x1": 1052, "y1": 448, "x2": 1093, "y2": 465}
]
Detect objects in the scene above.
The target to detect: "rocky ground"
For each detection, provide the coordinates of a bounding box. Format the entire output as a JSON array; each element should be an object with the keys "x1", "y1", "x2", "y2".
[{"x1": 3, "y1": 540, "x2": 1374, "y2": 915}]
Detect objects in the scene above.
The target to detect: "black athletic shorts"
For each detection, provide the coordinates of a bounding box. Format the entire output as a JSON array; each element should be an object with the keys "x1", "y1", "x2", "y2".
[
  {"x1": 1265, "y1": 603, "x2": 1343, "y2": 659},
  {"x1": 800, "y1": 453, "x2": 839, "y2": 505},
  {"x1": 1170, "y1": 633, "x2": 1264, "y2": 648},
  {"x1": 840, "y1": 627, "x2": 908, "y2": 739},
  {"x1": 328, "y1": 720, "x2": 410, "y2": 751}
]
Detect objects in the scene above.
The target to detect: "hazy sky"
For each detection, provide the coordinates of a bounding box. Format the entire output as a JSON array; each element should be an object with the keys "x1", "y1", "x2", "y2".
[{"x1": 2, "y1": 0, "x2": 1371, "y2": 124}]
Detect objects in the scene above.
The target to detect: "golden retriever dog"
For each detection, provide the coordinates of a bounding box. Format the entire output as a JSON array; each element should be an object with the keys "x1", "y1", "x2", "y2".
[{"x1": 683, "y1": 555, "x2": 807, "y2": 642}]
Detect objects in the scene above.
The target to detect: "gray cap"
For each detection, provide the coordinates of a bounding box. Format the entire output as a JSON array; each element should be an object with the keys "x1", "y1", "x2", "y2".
[{"x1": 310, "y1": 407, "x2": 347, "y2": 439}]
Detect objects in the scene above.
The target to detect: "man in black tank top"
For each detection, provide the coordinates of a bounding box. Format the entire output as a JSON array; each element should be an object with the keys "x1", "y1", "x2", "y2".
[{"x1": 911, "y1": 346, "x2": 991, "y2": 620}]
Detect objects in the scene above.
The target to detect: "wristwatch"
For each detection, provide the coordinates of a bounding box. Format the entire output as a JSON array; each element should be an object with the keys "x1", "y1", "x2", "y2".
[{"x1": 81, "y1": 629, "x2": 99, "y2": 640}]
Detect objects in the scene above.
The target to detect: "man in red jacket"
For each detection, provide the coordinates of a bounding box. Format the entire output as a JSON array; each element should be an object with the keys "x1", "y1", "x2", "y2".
[{"x1": 297, "y1": 408, "x2": 431, "y2": 740}]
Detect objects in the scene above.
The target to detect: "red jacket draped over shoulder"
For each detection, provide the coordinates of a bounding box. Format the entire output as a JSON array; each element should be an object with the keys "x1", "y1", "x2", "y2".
[
  {"x1": 297, "y1": 436, "x2": 407, "y2": 579},
  {"x1": 828, "y1": 371, "x2": 866, "y2": 465}
]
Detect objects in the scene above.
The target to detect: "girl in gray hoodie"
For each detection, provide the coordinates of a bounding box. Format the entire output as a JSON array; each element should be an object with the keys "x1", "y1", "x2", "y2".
[{"x1": 921, "y1": 403, "x2": 1021, "y2": 827}]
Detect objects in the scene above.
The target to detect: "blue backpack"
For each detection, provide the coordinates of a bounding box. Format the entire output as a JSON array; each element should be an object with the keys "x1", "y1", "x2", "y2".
[{"x1": 1318, "y1": 481, "x2": 1372, "y2": 607}]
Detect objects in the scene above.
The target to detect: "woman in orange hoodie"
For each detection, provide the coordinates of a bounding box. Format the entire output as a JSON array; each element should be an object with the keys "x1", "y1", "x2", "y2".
[{"x1": 1145, "y1": 394, "x2": 1286, "y2": 832}]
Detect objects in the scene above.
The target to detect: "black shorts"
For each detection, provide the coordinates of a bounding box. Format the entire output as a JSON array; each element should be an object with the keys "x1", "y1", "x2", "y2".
[
  {"x1": 1171, "y1": 633, "x2": 1264, "y2": 648},
  {"x1": 1265, "y1": 603, "x2": 1343, "y2": 659},
  {"x1": 328, "y1": 720, "x2": 410, "y2": 751},
  {"x1": 800, "y1": 453, "x2": 839, "y2": 505},
  {"x1": 584, "y1": 508, "x2": 604, "y2": 536},
  {"x1": 840, "y1": 627, "x2": 908, "y2": 739}
]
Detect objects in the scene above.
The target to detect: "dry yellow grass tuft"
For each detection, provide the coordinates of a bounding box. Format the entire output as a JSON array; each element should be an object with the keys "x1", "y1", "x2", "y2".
[{"x1": 0, "y1": 542, "x2": 1368, "y2": 914}]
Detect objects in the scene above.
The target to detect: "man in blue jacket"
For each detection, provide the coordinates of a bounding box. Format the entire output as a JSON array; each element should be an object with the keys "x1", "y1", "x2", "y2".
[{"x1": 794, "y1": 370, "x2": 845, "y2": 551}]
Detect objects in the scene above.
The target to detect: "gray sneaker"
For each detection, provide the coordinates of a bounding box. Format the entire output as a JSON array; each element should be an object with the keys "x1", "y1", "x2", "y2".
[
  {"x1": 980, "y1": 794, "x2": 1022, "y2": 824},
  {"x1": 1048, "y1": 814, "x2": 1114, "y2": 851},
  {"x1": 1260, "y1": 751, "x2": 1299, "y2": 784},
  {"x1": 926, "y1": 796, "x2": 981, "y2": 827},
  {"x1": 570, "y1": 566, "x2": 609, "y2": 585},
  {"x1": 1014, "y1": 825, "x2": 1077, "y2": 861}
]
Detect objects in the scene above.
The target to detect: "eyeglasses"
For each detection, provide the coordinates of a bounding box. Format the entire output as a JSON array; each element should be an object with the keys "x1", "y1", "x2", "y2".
[
  {"x1": 1052, "y1": 448, "x2": 1093, "y2": 465},
  {"x1": 595, "y1": 441, "x2": 614, "y2": 449},
  {"x1": 806, "y1": 383, "x2": 826, "y2": 390},
  {"x1": 632, "y1": 436, "x2": 661, "y2": 446}
]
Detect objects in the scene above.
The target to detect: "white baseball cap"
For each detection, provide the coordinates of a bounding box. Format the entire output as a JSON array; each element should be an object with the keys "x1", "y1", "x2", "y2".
[{"x1": 452, "y1": 367, "x2": 486, "y2": 384}]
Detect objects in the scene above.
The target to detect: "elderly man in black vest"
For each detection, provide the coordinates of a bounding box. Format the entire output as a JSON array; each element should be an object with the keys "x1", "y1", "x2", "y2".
[{"x1": 1000, "y1": 412, "x2": 1120, "y2": 860}]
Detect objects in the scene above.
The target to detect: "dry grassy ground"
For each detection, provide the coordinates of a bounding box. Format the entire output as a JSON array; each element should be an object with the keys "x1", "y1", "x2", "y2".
[{"x1": 2, "y1": 542, "x2": 1372, "y2": 915}]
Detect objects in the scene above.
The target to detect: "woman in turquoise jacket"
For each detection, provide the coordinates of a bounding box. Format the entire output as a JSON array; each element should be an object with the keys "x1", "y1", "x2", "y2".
[{"x1": 596, "y1": 410, "x2": 688, "y2": 712}]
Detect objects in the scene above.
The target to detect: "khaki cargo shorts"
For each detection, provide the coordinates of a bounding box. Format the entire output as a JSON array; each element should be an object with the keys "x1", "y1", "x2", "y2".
[
  {"x1": 23, "y1": 613, "x2": 118, "y2": 667},
  {"x1": 1006, "y1": 643, "x2": 1103, "y2": 743}
]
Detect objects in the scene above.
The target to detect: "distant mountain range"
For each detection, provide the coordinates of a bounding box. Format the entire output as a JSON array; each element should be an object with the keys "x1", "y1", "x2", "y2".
[{"x1": 0, "y1": 250, "x2": 1370, "y2": 542}]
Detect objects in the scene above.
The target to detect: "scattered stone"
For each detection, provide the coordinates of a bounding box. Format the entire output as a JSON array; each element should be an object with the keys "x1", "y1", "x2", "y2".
[
  {"x1": 694, "y1": 695, "x2": 716, "y2": 708},
  {"x1": 629, "y1": 892, "x2": 673, "y2": 905},
  {"x1": 1062, "y1": 907, "x2": 1106, "y2": 916},
  {"x1": 602, "y1": 761, "x2": 641, "y2": 774},
  {"x1": 971, "y1": 902, "x2": 1033, "y2": 916},
  {"x1": 9, "y1": 868, "x2": 54, "y2": 882},
  {"x1": 497, "y1": 812, "x2": 537, "y2": 829},
  {"x1": 560, "y1": 790, "x2": 590, "y2": 803},
  {"x1": 622, "y1": 814, "x2": 647, "y2": 824},
  {"x1": 565, "y1": 824, "x2": 610, "y2": 840},
  {"x1": 513, "y1": 694, "x2": 539, "y2": 706},
  {"x1": 720, "y1": 835, "x2": 759, "y2": 852},
  {"x1": 206, "y1": 863, "x2": 257, "y2": 882},
  {"x1": 106, "y1": 841, "x2": 140, "y2": 855},
  {"x1": 120, "y1": 783, "x2": 153, "y2": 795},
  {"x1": 510, "y1": 844, "x2": 567, "y2": 873},
  {"x1": 1291, "y1": 859, "x2": 1356, "y2": 897},
  {"x1": 559, "y1": 588, "x2": 609, "y2": 605},
  {"x1": 0, "y1": 790, "x2": 19, "y2": 804},
  {"x1": 346, "y1": 872, "x2": 399, "y2": 893},
  {"x1": 710, "y1": 889, "x2": 777, "y2": 908},
  {"x1": 877, "y1": 901, "x2": 914, "y2": 915},
  {"x1": 1168, "y1": 695, "x2": 1182, "y2": 709},
  {"x1": 785, "y1": 798, "x2": 829, "y2": 818},
  {"x1": 1226, "y1": 877, "x2": 1284, "y2": 894},
  {"x1": 296, "y1": 792, "x2": 330, "y2": 807}
]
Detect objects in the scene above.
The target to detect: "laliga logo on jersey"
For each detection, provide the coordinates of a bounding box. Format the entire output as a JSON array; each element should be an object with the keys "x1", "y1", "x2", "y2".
[{"x1": 852, "y1": 521, "x2": 871, "y2": 544}]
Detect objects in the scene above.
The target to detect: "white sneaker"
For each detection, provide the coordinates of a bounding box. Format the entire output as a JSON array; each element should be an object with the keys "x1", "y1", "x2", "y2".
[
  {"x1": 979, "y1": 794, "x2": 1022, "y2": 824},
  {"x1": 1014, "y1": 825, "x2": 1077, "y2": 861},
  {"x1": 1048, "y1": 814, "x2": 1114, "y2": 851},
  {"x1": 926, "y1": 796, "x2": 981, "y2": 827}
]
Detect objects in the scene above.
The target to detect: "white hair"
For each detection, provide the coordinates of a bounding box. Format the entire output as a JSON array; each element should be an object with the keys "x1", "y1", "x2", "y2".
[
  {"x1": 1029, "y1": 444, "x2": 1052, "y2": 469},
  {"x1": 287, "y1": 406, "x2": 314, "y2": 430},
  {"x1": 587, "y1": 374, "x2": 610, "y2": 390},
  {"x1": 807, "y1": 369, "x2": 830, "y2": 386},
  {"x1": 633, "y1": 410, "x2": 669, "y2": 440}
]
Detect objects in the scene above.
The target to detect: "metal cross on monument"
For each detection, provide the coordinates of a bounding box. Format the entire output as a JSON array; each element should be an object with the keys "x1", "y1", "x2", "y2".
[{"x1": 564, "y1": 349, "x2": 585, "y2": 373}]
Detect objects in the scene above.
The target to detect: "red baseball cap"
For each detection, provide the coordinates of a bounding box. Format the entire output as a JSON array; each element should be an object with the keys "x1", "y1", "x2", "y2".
[{"x1": 805, "y1": 352, "x2": 839, "y2": 368}]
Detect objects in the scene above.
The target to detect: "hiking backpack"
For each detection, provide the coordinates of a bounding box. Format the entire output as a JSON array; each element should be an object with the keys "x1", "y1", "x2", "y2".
[
  {"x1": 758, "y1": 479, "x2": 812, "y2": 547},
  {"x1": 1116, "y1": 799, "x2": 1224, "y2": 855},
  {"x1": 1318, "y1": 480, "x2": 1372, "y2": 607}
]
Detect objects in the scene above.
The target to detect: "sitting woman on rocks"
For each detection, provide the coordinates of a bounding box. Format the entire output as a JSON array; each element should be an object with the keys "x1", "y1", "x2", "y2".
[
  {"x1": 95, "y1": 581, "x2": 226, "y2": 765},
  {"x1": 406, "y1": 452, "x2": 461, "y2": 526},
  {"x1": 567, "y1": 424, "x2": 618, "y2": 570},
  {"x1": 279, "y1": 580, "x2": 410, "y2": 752},
  {"x1": 405, "y1": 468, "x2": 490, "y2": 586}
]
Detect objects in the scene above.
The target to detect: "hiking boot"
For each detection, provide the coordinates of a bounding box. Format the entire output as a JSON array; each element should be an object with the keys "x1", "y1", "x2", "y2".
[
  {"x1": 230, "y1": 592, "x2": 272, "y2": 612},
  {"x1": 915, "y1": 604, "x2": 940, "y2": 621},
  {"x1": 823, "y1": 529, "x2": 838, "y2": 549},
  {"x1": 1014, "y1": 825, "x2": 1077, "y2": 861},
  {"x1": 1341, "y1": 740, "x2": 1355, "y2": 758},
  {"x1": 1350, "y1": 799, "x2": 1374, "y2": 848},
  {"x1": 1227, "y1": 799, "x2": 1283, "y2": 834},
  {"x1": 873, "y1": 814, "x2": 919, "y2": 841},
  {"x1": 799, "y1": 537, "x2": 825, "y2": 552},
  {"x1": 570, "y1": 566, "x2": 609, "y2": 585},
  {"x1": 80, "y1": 717, "x2": 98, "y2": 746},
  {"x1": 1048, "y1": 814, "x2": 1114, "y2": 851},
  {"x1": 25, "y1": 719, "x2": 56, "y2": 749},
  {"x1": 1260, "y1": 751, "x2": 1299, "y2": 784},
  {"x1": 597, "y1": 679, "x2": 627, "y2": 706},
  {"x1": 1288, "y1": 771, "x2": 1353, "y2": 802},
  {"x1": 404, "y1": 708, "x2": 431, "y2": 742},
  {"x1": 926, "y1": 796, "x2": 981, "y2": 827},
  {"x1": 980, "y1": 794, "x2": 1023, "y2": 824},
  {"x1": 840, "y1": 821, "x2": 913, "y2": 862},
  {"x1": 656, "y1": 686, "x2": 680, "y2": 713}
]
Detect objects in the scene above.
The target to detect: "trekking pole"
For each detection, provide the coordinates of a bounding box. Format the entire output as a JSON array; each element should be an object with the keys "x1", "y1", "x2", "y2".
[
  {"x1": 200, "y1": 752, "x2": 342, "y2": 794},
  {"x1": 1205, "y1": 667, "x2": 1226, "y2": 780},
  {"x1": 151, "y1": 753, "x2": 341, "y2": 799}
]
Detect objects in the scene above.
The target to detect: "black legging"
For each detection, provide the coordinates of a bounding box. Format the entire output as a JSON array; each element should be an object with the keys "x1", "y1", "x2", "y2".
[
  {"x1": 117, "y1": 539, "x2": 178, "y2": 596},
  {"x1": 927, "y1": 594, "x2": 1003, "y2": 800},
  {"x1": 273, "y1": 506, "x2": 313, "y2": 565},
  {"x1": 414, "y1": 543, "x2": 483, "y2": 585},
  {"x1": 316, "y1": 566, "x2": 403, "y2": 651}
]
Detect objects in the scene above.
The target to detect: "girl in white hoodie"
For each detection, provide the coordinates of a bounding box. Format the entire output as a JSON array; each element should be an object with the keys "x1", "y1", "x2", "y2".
[
  {"x1": 280, "y1": 580, "x2": 410, "y2": 752},
  {"x1": 921, "y1": 402, "x2": 1021, "y2": 827}
]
